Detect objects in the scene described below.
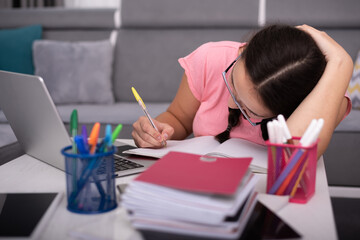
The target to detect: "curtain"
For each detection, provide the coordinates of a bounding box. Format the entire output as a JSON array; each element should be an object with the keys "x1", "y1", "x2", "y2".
[
  {"x1": 0, "y1": 0, "x2": 64, "y2": 8},
  {"x1": 0, "y1": 0, "x2": 12, "y2": 8}
]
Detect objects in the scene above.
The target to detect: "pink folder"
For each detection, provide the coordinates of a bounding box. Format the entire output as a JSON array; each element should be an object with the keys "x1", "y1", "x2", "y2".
[{"x1": 135, "y1": 151, "x2": 252, "y2": 195}]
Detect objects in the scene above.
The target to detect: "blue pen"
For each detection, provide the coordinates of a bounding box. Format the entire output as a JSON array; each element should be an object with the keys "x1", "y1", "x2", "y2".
[
  {"x1": 74, "y1": 135, "x2": 89, "y2": 154},
  {"x1": 71, "y1": 136, "x2": 106, "y2": 205},
  {"x1": 70, "y1": 157, "x2": 106, "y2": 204},
  {"x1": 81, "y1": 125, "x2": 89, "y2": 150},
  {"x1": 74, "y1": 135, "x2": 90, "y2": 208},
  {"x1": 105, "y1": 124, "x2": 112, "y2": 150},
  {"x1": 104, "y1": 124, "x2": 113, "y2": 201},
  {"x1": 97, "y1": 124, "x2": 112, "y2": 153}
]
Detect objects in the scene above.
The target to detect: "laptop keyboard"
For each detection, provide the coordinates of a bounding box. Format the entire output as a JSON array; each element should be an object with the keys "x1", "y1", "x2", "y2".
[
  {"x1": 96, "y1": 145, "x2": 144, "y2": 174},
  {"x1": 96, "y1": 155, "x2": 144, "y2": 174},
  {"x1": 113, "y1": 155, "x2": 144, "y2": 171}
]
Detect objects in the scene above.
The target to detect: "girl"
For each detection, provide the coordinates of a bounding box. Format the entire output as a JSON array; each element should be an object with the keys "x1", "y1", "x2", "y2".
[{"x1": 132, "y1": 24, "x2": 353, "y2": 158}]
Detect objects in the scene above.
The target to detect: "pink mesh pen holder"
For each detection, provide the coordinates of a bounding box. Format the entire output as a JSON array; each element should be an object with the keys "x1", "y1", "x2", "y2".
[{"x1": 266, "y1": 137, "x2": 318, "y2": 204}]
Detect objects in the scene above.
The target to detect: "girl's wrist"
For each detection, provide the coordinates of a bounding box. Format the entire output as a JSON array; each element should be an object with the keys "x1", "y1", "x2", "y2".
[
  {"x1": 325, "y1": 47, "x2": 353, "y2": 65},
  {"x1": 319, "y1": 53, "x2": 353, "y2": 89},
  {"x1": 326, "y1": 53, "x2": 353, "y2": 72}
]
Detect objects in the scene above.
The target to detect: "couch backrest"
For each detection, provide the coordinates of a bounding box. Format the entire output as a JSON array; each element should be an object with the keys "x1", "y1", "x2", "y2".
[
  {"x1": 1, "y1": 0, "x2": 360, "y2": 103},
  {"x1": 265, "y1": 0, "x2": 360, "y2": 61},
  {"x1": 0, "y1": 8, "x2": 117, "y2": 41},
  {"x1": 116, "y1": 0, "x2": 360, "y2": 102},
  {"x1": 114, "y1": 0, "x2": 260, "y2": 102}
]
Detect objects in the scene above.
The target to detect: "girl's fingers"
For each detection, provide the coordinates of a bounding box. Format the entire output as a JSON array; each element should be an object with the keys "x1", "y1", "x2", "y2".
[{"x1": 132, "y1": 116, "x2": 167, "y2": 148}]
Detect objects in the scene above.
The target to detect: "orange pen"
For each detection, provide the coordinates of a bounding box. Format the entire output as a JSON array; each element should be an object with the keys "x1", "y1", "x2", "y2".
[
  {"x1": 88, "y1": 122, "x2": 100, "y2": 154},
  {"x1": 276, "y1": 152, "x2": 307, "y2": 195}
]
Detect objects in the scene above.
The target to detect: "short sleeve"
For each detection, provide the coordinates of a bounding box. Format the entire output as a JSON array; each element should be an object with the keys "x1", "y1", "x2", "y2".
[
  {"x1": 343, "y1": 92, "x2": 352, "y2": 120},
  {"x1": 178, "y1": 41, "x2": 244, "y2": 102},
  {"x1": 178, "y1": 43, "x2": 210, "y2": 101}
]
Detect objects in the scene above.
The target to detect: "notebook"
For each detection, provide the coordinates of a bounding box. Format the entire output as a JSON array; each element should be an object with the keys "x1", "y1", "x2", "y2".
[
  {"x1": 135, "y1": 151, "x2": 253, "y2": 195},
  {"x1": 124, "y1": 136, "x2": 268, "y2": 173},
  {"x1": 0, "y1": 70, "x2": 155, "y2": 176}
]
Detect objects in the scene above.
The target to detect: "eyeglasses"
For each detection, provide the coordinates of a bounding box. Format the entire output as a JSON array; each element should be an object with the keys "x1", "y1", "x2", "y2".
[{"x1": 222, "y1": 54, "x2": 262, "y2": 126}]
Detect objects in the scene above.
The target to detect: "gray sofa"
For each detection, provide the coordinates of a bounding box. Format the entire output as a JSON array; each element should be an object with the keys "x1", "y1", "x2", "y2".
[{"x1": 0, "y1": 0, "x2": 359, "y2": 186}]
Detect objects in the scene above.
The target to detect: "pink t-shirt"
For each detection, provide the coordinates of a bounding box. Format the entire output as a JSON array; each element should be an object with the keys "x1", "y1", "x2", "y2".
[{"x1": 178, "y1": 41, "x2": 352, "y2": 145}]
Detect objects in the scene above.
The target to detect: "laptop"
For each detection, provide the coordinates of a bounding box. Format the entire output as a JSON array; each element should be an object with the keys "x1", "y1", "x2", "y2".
[{"x1": 0, "y1": 70, "x2": 155, "y2": 177}]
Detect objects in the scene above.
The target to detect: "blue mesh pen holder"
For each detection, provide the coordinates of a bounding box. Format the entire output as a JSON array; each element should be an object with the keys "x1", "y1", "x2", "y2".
[{"x1": 61, "y1": 146, "x2": 117, "y2": 214}]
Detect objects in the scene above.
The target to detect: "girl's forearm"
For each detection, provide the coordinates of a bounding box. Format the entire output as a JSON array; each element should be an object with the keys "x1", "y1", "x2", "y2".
[{"x1": 287, "y1": 54, "x2": 353, "y2": 158}]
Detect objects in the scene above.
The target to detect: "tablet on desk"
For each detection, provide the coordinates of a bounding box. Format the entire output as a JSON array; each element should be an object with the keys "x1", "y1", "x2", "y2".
[{"x1": 0, "y1": 192, "x2": 62, "y2": 239}]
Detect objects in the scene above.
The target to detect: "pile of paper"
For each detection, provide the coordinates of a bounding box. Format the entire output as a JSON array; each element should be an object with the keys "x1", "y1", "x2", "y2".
[{"x1": 121, "y1": 151, "x2": 259, "y2": 239}]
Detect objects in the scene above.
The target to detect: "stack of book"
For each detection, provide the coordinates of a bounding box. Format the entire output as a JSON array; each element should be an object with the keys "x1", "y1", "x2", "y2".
[{"x1": 121, "y1": 151, "x2": 259, "y2": 239}]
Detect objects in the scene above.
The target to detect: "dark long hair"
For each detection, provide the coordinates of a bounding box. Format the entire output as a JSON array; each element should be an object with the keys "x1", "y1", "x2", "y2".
[{"x1": 215, "y1": 24, "x2": 326, "y2": 143}]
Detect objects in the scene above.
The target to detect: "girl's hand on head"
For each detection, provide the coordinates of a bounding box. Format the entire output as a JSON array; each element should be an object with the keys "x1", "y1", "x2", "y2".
[
  {"x1": 132, "y1": 116, "x2": 174, "y2": 148},
  {"x1": 291, "y1": 25, "x2": 353, "y2": 158},
  {"x1": 297, "y1": 24, "x2": 352, "y2": 64}
]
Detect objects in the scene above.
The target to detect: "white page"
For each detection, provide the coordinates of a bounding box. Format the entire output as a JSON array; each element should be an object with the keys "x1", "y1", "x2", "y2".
[
  {"x1": 129, "y1": 191, "x2": 258, "y2": 239},
  {"x1": 207, "y1": 138, "x2": 268, "y2": 171},
  {"x1": 124, "y1": 136, "x2": 220, "y2": 158},
  {"x1": 124, "y1": 136, "x2": 268, "y2": 171},
  {"x1": 122, "y1": 175, "x2": 257, "y2": 221}
]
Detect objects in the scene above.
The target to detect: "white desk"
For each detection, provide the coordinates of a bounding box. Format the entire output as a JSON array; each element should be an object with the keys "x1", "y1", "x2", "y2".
[{"x1": 0, "y1": 141, "x2": 338, "y2": 240}]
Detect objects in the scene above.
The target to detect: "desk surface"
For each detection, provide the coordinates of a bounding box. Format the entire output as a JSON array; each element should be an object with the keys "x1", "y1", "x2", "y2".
[{"x1": 0, "y1": 139, "x2": 338, "y2": 240}]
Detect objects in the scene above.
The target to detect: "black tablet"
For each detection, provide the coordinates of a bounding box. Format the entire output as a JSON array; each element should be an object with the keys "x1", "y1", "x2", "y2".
[{"x1": 0, "y1": 192, "x2": 62, "y2": 239}]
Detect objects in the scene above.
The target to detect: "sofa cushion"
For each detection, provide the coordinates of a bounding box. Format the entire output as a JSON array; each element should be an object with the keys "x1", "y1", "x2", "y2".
[
  {"x1": 56, "y1": 102, "x2": 169, "y2": 124},
  {"x1": 0, "y1": 24, "x2": 42, "y2": 74},
  {"x1": 348, "y1": 50, "x2": 360, "y2": 109},
  {"x1": 33, "y1": 39, "x2": 115, "y2": 104}
]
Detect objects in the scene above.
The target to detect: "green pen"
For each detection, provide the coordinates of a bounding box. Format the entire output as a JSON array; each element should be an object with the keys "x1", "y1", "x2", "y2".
[
  {"x1": 70, "y1": 109, "x2": 78, "y2": 153},
  {"x1": 111, "y1": 124, "x2": 123, "y2": 143},
  {"x1": 70, "y1": 109, "x2": 78, "y2": 193}
]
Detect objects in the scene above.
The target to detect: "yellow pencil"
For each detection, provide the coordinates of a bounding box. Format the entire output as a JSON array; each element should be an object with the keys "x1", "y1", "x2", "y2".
[{"x1": 132, "y1": 87, "x2": 165, "y2": 146}]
